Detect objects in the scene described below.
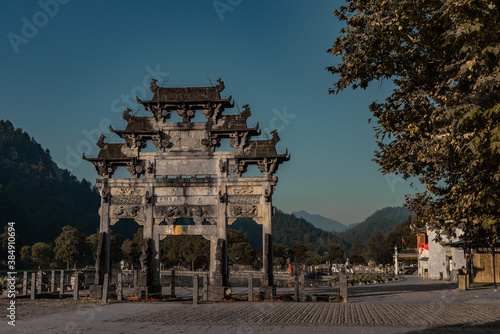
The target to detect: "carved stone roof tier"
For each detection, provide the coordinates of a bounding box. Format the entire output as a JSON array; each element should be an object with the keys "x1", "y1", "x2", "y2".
[
  {"x1": 137, "y1": 79, "x2": 233, "y2": 123},
  {"x1": 209, "y1": 104, "x2": 259, "y2": 136},
  {"x1": 151, "y1": 78, "x2": 226, "y2": 102},
  {"x1": 84, "y1": 78, "x2": 289, "y2": 178},
  {"x1": 110, "y1": 109, "x2": 157, "y2": 134},
  {"x1": 236, "y1": 130, "x2": 289, "y2": 159}
]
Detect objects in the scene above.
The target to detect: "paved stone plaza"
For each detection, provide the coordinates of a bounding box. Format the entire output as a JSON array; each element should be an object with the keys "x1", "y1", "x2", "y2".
[{"x1": 3, "y1": 277, "x2": 499, "y2": 333}]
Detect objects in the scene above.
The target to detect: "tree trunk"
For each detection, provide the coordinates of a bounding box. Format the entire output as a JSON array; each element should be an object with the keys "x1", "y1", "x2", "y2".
[{"x1": 66, "y1": 260, "x2": 69, "y2": 270}]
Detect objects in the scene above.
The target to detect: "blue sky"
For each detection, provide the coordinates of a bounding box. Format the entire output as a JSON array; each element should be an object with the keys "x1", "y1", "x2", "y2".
[{"x1": 0, "y1": 0, "x2": 416, "y2": 224}]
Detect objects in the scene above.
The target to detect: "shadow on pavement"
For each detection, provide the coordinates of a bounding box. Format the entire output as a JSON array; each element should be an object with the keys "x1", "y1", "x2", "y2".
[{"x1": 405, "y1": 319, "x2": 500, "y2": 333}]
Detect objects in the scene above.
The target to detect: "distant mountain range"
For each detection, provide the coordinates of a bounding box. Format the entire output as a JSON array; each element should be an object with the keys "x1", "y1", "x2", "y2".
[
  {"x1": 292, "y1": 210, "x2": 359, "y2": 232},
  {"x1": 0, "y1": 120, "x2": 410, "y2": 254},
  {"x1": 339, "y1": 206, "x2": 411, "y2": 247},
  {"x1": 0, "y1": 120, "x2": 340, "y2": 252}
]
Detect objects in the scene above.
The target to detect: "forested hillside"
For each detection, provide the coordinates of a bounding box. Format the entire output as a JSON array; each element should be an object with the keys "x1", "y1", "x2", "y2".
[
  {"x1": 0, "y1": 120, "x2": 100, "y2": 245},
  {"x1": 0, "y1": 121, "x2": 340, "y2": 252},
  {"x1": 339, "y1": 206, "x2": 411, "y2": 247}
]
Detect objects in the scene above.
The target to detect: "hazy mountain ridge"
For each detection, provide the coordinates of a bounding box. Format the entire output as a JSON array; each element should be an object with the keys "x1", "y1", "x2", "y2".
[
  {"x1": 339, "y1": 206, "x2": 411, "y2": 247},
  {"x1": 0, "y1": 120, "x2": 340, "y2": 251},
  {"x1": 0, "y1": 120, "x2": 409, "y2": 254},
  {"x1": 292, "y1": 210, "x2": 359, "y2": 232}
]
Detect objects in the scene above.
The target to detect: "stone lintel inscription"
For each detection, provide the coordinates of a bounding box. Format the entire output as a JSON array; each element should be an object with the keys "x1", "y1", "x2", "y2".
[
  {"x1": 156, "y1": 196, "x2": 216, "y2": 206},
  {"x1": 155, "y1": 159, "x2": 216, "y2": 175},
  {"x1": 110, "y1": 187, "x2": 145, "y2": 196},
  {"x1": 154, "y1": 205, "x2": 215, "y2": 219},
  {"x1": 227, "y1": 195, "x2": 260, "y2": 205},
  {"x1": 156, "y1": 225, "x2": 217, "y2": 237}
]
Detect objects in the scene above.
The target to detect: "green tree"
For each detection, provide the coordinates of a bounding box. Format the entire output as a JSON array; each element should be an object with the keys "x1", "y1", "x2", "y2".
[
  {"x1": 88, "y1": 233, "x2": 99, "y2": 261},
  {"x1": 228, "y1": 229, "x2": 249, "y2": 245},
  {"x1": 54, "y1": 225, "x2": 86, "y2": 269},
  {"x1": 229, "y1": 242, "x2": 256, "y2": 265},
  {"x1": 364, "y1": 231, "x2": 392, "y2": 265},
  {"x1": 132, "y1": 228, "x2": 144, "y2": 259},
  {"x1": 31, "y1": 242, "x2": 53, "y2": 268},
  {"x1": 384, "y1": 220, "x2": 417, "y2": 250},
  {"x1": 322, "y1": 243, "x2": 346, "y2": 263},
  {"x1": 287, "y1": 243, "x2": 307, "y2": 263},
  {"x1": 304, "y1": 250, "x2": 323, "y2": 266},
  {"x1": 160, "y1": 235, "x2": 209, "y2": 270},
  {"x1": 328, "y1": 1, "x2": 500, "y2": 244},
  {"x1": 20, "y1": 245, "x2": 32, "y2": 268},
  {"x1": 349, "y1": 235, "x2": 365, "y2": 264},
  {"x1": 121, "y1": 239, "x2": 134, "y2": 261},
  {"x1": 273, "y1": 243, "x2": 287, "y2": 265},
  {"x1": 181, "y1": 236, "x2": 209, "y2": 270}
]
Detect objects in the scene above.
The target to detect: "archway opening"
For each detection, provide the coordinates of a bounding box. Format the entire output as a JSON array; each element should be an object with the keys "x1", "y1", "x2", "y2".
[{"x1": 160, "y1": 235, "x2": 209, "y2": 271}]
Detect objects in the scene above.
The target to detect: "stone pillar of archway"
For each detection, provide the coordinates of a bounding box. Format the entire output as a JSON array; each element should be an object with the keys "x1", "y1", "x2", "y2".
[
  {"x1": 90, "y1": 181, "x2": 111, "y2": 298},
  {"x1": 259, "y1": 182, "x2": 275, "y2": 298},
  {"x1": 208, "y1": 198, "x2": 229, "y2": 299},
  {"x1": 135, "y1": 188, "x2": 161, "y2": 296}
]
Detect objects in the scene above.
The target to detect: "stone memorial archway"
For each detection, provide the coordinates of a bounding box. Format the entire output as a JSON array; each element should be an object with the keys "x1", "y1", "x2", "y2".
[{"x1": 84, "y1": 78, "x2": 289, "y2": 298}]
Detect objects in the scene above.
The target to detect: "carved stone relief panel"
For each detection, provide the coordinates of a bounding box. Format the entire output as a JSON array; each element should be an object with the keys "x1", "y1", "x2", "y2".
[
  {"x1": 111, "y1": 196, "x2": 142, "y2": 206},
  {"x1": 227, "y1": 195, "x2": 260, "y2": 205},
  {"x1": 110, "y1": 205, "x2": 143, "y2": 220},
  {"x1": 229, "y1": 186, "x2": 254, "y2": 195},
  {"x1": 229, "y1": 205, "x2": 259, "y2": 217}
]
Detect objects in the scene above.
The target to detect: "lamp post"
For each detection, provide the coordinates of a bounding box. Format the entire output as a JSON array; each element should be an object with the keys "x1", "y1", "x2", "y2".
[{"x1": 394, "y1": 246, "x2": 399, "y2": 277}]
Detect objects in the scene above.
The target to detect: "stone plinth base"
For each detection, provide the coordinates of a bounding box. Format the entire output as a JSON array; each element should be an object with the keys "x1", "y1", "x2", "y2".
[
  {"x1": 458, "y1": 274, "x2": 467, "y2": 290},
  {"x1": 90, "y1": 285, "x2": 102, "y2": 298},
  {"x1": 259, "y1": 285, "x2": 275, "y2": 299},
  {"x1": 134, "y1": 285, "x2": 161, "y2": 298},
  {"x1": 208, "y1": 286, "x2": 229, "y2": 299}
]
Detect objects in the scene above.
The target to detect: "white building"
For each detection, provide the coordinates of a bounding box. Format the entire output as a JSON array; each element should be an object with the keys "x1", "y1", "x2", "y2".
[{"x1": 418, "y1": 224, "x2": 466, "y2": 281}]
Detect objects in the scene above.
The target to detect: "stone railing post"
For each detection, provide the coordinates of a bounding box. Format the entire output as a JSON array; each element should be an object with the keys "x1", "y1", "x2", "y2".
[
  {"x1": 73, "y1": 271, "x2": 79, "y2": 301},
  {"x1": 51, "y1": 270, "x2": 56, "y2": 292},
  {"x1": 117, "y1": 272, "x2": 123, "y2": 301},
  {"x1": 59, "y1": 270, "x2": 65, "y2": 297},
  {"x1": 30, "y1": 272, "x2": 36, "y2": 300},
  {"x1": 37, "y1": 270, "x2": 43, "y2": 294},
  {"x1": 22, "y1": 271, "x2": 28, "y2": 295},
  {"x1": 203, "y1": 274, "x2": 208, "y2": 301},
  {"x1": 102, "y1": 273, "x2": 109, "y2": 303},
  {"x1": 193, "y1": 275, "x2": 199, "y2": 305},
  {"x1": 170, "y1": 269, "x2": 176, "y2": 298},
  {"x1": 248, "y1": 273, "x2": 253, "y2": 301}
]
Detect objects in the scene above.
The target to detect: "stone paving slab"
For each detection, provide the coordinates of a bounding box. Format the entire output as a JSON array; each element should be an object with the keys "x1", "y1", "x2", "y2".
[
  {"x1": 122, "y1": 301, "x2": 500, "y2": 328},
  {"x1": 2, "y1": 277, "x2": 499, "y2": 333}
]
